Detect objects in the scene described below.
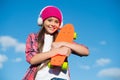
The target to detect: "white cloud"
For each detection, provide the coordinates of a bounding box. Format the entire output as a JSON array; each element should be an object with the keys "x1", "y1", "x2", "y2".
[
  {"x1": 80, "y1": 65, "x2": 90, "y2": 70},
  {"x1": 12, "y1": 57, "x2": 22, "y2": 62},
  {"x1": 0, "y1": 54, "x2": 8, "y2": 69},
  {"x1": 0, "y1": 63, "x2": 2, "y2": 69},
  {"x1": 97, "y1": 68, "x2": 120, "y2": 79},
  {"x1": 15, "y1": 43, "x2": 25, "y2": 52},
  {"x1": 90, "y1": 47, "x2": 98, "y2": 52},
  {"x1": 95, "y1": 58, "x2": 111, "y2": 67},
  {"x1": 0, "y1": 36, "x2": 25, "y2": 53},
  {"x1": 100, "y1": 40, "x2": 107, "y2": 45}
]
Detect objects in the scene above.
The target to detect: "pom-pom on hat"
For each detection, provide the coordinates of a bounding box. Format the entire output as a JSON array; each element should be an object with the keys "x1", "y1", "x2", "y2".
[{"x1": 37, "y1": 6, "x2": 63, "y2": 27}]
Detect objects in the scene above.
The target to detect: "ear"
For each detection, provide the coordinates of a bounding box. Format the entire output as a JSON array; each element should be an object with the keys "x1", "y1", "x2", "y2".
[
  {"x1": 59, "y1": 21, "x2": 63, "y2": 29},
  {"x1": 37, "y1": 17, "x2": 43, "y2": 26}
]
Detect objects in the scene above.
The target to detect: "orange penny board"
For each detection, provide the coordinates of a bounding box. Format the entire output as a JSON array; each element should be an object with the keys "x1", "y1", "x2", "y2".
[{"x1": 50, "y1": 24, "x2": 74, "y2": 66}]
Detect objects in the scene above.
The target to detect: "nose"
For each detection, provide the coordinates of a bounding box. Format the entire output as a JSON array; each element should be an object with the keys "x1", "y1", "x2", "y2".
[
  {"x1": 51, "y1": 21, "x2": 56, "y2": 26},
  {"x1": 52, "y1": 25, "x2": 58, "y2": 29},
  {"x1": 50, "y1": 21, "x2": 59, "y2": 29}
]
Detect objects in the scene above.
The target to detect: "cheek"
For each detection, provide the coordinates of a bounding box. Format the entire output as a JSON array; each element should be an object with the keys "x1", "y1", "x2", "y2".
[
  {"x1": 57, "y1": 22, "x2": 60, "y2": 26},
  {"x1": 55, "y1": 23, "x2": 60, "y2": 28}
]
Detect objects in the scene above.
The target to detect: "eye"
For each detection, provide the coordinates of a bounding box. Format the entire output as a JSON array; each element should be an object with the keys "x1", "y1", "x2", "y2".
[
  {"x1": 47, "y1": 19, "x2": 52, "y2": 22},
  {"x1": 55, "y1": 20, "x2": 59, "y2": 24}
]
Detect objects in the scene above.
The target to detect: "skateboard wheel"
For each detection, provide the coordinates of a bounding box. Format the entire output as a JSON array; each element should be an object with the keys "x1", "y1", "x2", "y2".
[
  {"x1": 48, "y1": 62, "x2": 53, "y2": 68},
  {"x1": 74, "y1": 32, "x2": 77, "y2": 39},
  {"x1": 62, "y1": 62, "x2": 68, "y2": 70}
]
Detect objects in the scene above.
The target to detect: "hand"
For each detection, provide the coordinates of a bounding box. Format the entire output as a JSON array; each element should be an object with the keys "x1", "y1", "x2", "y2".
[
  {"x1": 52, "y1": 42, "x2": 67, "y2": 49},
  {"x1": 50, "y1": 47, "x2": 71, "y2": 57},
  {"x1": 58, "y1": 47, "x2": 71, "y2": 56}
]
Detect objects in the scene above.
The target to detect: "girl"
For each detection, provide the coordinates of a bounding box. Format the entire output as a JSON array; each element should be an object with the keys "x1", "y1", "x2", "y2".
[{"x1": 23, "y1": 6, "x2": 89, "y2": 80}]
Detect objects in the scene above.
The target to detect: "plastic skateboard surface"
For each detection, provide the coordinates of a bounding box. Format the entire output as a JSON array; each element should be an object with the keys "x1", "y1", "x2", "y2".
[{"x1": 50, "y1": 24, "x2": 74, "y2": 66}]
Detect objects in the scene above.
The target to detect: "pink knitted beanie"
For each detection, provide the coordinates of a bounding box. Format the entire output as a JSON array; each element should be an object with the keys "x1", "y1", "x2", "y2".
[{"x1": 37, "y1": 6, "x2": 63, "y2": 27}]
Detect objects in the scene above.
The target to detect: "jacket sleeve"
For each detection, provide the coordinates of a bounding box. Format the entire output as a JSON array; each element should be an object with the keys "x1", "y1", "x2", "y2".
[{"x1": 25, "y1": 33, "x2": 38, "y2": 63}]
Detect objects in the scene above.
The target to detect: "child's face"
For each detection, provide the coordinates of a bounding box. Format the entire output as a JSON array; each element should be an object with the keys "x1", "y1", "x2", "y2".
[{"x1": 43, "y1": 17, "x2": 60, "y2": 34}]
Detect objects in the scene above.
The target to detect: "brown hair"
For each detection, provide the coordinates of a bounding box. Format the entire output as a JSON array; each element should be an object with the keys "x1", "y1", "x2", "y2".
[{"x1": 37, "y1": 26, "x2": 58, "y2": 52}]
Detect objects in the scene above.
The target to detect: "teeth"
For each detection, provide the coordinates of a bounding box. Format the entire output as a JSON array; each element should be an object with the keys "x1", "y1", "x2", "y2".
[{"x1": 49, "y1": 27, "x2": 54, "y2": 30}]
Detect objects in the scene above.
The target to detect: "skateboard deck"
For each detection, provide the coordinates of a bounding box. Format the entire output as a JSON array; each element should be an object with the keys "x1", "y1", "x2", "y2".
[{"x1": 50, "y1": 24, "x2": 74, "y2": 67}]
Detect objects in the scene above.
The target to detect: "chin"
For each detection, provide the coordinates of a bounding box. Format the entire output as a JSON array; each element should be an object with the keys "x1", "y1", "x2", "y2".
[
  {"x1": 47, "y1": 31, "x2": 54, "y2": 34},
  {"x1": 49, "y1": 30, "x2": 56, "y2": 34}
]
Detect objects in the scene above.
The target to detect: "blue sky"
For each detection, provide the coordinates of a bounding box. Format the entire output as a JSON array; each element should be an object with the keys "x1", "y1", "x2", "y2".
[{"x1": 0, "y1": 0, "x2": 120, "y2": 80}]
